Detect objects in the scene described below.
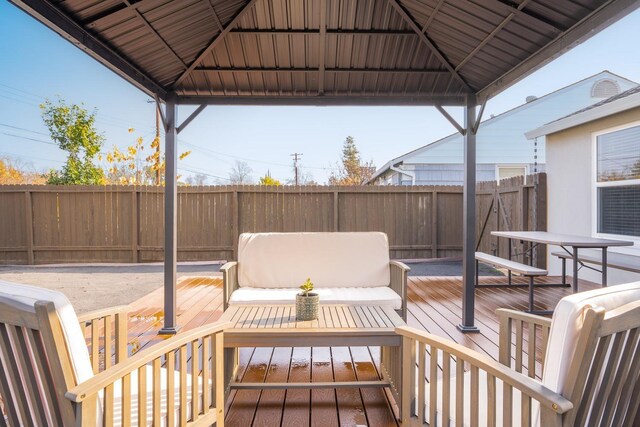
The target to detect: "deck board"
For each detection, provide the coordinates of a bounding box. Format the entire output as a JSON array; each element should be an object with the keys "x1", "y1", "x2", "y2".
[{"x1": 126, "y1": 274, "x2": 599, "y2": 426}]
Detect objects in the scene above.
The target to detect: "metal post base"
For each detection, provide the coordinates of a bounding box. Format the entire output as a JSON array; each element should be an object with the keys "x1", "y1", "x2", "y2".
[
  {"x1": 158, "y1": 326, "x2": 180, "y2": 335},
  {"x1": 457, "y1": 324, "x2": 480, "y2": 333}
]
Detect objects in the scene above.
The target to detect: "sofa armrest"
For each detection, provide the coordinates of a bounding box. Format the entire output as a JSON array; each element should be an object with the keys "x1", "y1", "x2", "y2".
[
  {"x1": 221, "y1": 261, "x2": 239, "y2": 311},
  {"x1": 497, "y1": 308, "x2": 552, "y2": 379},
  {"x1": 389, "y1": 261, "x2": 410, "y2": 321}
]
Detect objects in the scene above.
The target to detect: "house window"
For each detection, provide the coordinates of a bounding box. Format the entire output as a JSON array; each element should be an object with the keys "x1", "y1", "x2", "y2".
[
  {"x1": 595, "y1": 124, "x2": 640, "y2": 238},
  {"x1": 496, "y1": 165, "x2": 528, "y2": 181}
]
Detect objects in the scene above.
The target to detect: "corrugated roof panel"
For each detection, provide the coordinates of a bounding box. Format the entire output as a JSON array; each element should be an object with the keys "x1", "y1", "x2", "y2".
[{"x1": 19, "y1": 0, "x2": 638, "y2": 103}]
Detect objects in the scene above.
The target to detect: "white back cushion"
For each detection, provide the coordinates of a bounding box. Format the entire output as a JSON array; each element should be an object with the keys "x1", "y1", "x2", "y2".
[
  {"x1": 543, "y1": 281, "x2": 640, "y2": 395},
  {"x1": 0, "y1": 280, "x2": 94, "y2": 384},
  {"x1": 237, "y1": 232, "x2": 391, "y2": 288}
]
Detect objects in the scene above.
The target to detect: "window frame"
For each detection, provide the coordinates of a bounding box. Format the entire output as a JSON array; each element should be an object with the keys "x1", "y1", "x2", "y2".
[
  {"x1": 591, "y1": 120, "x2": 640, "y2": 250},
  {"x1": 495, "y1": 164, "x2": 529, "y2": 183}
]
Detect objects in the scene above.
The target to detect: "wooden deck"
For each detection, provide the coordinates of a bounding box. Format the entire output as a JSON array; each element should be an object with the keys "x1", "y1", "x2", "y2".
[{"x1": 125, "y1": 275, "x2": 599, "y2": 426}]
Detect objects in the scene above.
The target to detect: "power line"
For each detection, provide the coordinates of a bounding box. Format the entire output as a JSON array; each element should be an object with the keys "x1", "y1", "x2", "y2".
[
  {"x1": 0, "y1": 131, "x2": 58, "y2": 146},
  {"x1": 179, "y1": 137, "x2": 336, "y2": 172},
  {"x1": 0, "y1": 85, "x2": 154, "y2": 131},
  {"x1": 178, "y1": 165, "x2": 231, "y2": 182},
  {"x1": 0, "y1": 122, "x2": 50, "y2": 136},
  {"x1": 0, "y1": 151, "x2": 65, "y2": 165}
]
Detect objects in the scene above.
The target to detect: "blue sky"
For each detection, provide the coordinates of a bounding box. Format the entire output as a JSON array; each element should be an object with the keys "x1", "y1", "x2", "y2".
[{"x1": 1, "y1": 2, "x2": 640, "y2": 184}]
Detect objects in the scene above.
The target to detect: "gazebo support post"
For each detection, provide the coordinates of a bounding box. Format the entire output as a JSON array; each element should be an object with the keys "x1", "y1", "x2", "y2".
[
  {"x1": 159, "y1": 98, "x2": 208, "y2": 335},
  {"x1": 160, "y1": 93, "x2": 179, "y2": 335},
  {"x1": 458, "y1": 94, "x2": 480, "y2": 333}
]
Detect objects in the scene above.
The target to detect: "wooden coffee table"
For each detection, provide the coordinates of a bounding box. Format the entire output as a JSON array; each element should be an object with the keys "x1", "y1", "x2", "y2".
[{"x1": 219, "y1": 304, "x2": 405, "y2": 403}]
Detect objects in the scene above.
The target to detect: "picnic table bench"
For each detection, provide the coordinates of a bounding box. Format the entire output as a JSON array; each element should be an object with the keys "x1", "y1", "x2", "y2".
[
  {"x1": 475, "y1": 252, "x2": 550, "y2": 314},
  {"x1": 552, "y1": 249, "x2": 640, "y2": 285}
]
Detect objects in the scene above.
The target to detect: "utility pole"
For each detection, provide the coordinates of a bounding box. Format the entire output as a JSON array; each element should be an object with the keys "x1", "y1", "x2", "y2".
[{"x1": 291, "y1": 152, "x2": 303, "y2": 185}]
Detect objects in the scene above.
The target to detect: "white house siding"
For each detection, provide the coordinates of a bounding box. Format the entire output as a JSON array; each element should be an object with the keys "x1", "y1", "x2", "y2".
[
  {"x1": 546, "y1": 107, "x2": 640, "y2": 285},
  {"x1": 374, "y1": 72, "x2": 637, "y2": 186},
  {"x1": 397, "y1": 163, "x2": 543, "y2": 185}
]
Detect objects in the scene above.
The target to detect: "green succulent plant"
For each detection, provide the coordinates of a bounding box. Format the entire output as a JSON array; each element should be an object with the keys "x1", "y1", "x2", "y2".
[{"x1": 299, "y1": 278, "x2": 314, "y2": 296}]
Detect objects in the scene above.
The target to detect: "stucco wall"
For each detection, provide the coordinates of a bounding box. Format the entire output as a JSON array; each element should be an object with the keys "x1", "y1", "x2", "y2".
[{"x1": 546, "y1": 106, "x2": 640, "y2": 284}]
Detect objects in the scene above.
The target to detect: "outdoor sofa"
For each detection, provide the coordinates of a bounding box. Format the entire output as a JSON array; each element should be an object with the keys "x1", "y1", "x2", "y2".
[{"x1": 221, "y1": 231, "x2": 410, "y2": 320}]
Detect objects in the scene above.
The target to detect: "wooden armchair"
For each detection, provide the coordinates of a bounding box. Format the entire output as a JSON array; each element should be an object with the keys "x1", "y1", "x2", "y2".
[
  {"x1": 0, "y1": 281, "x2": 228, "y2": 426},
  {"x1": 398, "y1": 281, "x2": 640, "y2": 426}
]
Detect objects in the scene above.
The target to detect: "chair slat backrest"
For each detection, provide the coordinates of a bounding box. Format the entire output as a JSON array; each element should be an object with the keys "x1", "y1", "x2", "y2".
[
  {"x1": 563, "y1": 300, "x2": 640, "y2": 426},
  {"x1": 0, "y1": 282, "x2": 94, "y2": 425}
]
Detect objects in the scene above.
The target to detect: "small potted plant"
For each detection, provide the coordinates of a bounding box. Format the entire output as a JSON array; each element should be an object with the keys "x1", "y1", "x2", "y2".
[{"x1": 296, "y1": 278, "x2": 319, "y2": 321}]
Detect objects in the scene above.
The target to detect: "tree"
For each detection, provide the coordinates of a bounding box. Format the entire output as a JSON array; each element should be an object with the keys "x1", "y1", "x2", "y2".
[
  {"x1": 0, "y1": 156, "x2": 45, "y2": 184},
  {"x1": 40, "y1": 98, "x2": 105, "y2": 185},
  {"x1": 229, "y1": 160, "x2": 253, "y2": 184},
  {"x1": 328, "y1": 136, "x2": 375, "y2": 185},
  {"x1": 186, "y1": 173, "x2": 208, "y2": 186},
  {"x1": 259, "y1": 171, "x2": 282, "y2": 186},
  {"x1": 103, "y1": 129, "x2": 191, "y2": 185}
]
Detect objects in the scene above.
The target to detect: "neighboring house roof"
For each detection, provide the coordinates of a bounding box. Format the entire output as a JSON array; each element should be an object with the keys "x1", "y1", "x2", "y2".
[
  {"x1": 368, "y1": 70, "x2": 638, "y2": 183},
  {"x1": 526, "y1": 85, "x2": 640, "y2": 138}
]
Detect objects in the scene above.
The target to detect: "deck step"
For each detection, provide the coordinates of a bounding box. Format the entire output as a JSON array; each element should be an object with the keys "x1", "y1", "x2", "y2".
[{"x1": 475, "y1": 252, "x2": 548, "y2": 276}]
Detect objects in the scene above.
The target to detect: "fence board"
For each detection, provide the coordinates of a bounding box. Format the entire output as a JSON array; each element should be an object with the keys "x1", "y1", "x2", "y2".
[{"x1": 0, "y1": 175, "x2": 545, "y2": 264}]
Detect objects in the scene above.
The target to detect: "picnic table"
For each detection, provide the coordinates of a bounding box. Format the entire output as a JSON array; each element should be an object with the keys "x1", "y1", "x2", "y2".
[{"x1": 491, "y1": 231, "x2": 633, "y2": 292}]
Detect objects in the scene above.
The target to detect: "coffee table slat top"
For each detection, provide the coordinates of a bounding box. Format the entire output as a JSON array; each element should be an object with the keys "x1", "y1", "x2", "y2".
[{"x1": 220, "y1": 304, "x2": 402, "y2": 330}]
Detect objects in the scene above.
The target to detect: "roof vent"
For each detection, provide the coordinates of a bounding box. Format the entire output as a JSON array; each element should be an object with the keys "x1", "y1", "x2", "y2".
[
  {"x1": 525, "y1": 95, "x2": 538, "y2": 103},
  {"x1": 591, "y1": 79, "x2": 620, "y2": 98}
]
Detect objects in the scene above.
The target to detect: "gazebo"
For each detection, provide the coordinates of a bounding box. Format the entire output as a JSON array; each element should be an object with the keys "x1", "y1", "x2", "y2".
[{"x1": 11, "y1": 0, "x2": 639, "y2": 334}]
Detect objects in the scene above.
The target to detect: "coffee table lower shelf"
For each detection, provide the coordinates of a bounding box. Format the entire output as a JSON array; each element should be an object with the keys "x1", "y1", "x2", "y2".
[{"x1": 219, "y1": 303, "x2": 406, "y2": 409}]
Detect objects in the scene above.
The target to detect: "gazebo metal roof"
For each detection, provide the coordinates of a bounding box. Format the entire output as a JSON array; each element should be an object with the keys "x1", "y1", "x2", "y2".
[
  {"x1": 12, "y1": 0, "x2": 639, "y2": 105},
  {"x1": 11, "y1": 0, "x2": 639, "y2": 333}
]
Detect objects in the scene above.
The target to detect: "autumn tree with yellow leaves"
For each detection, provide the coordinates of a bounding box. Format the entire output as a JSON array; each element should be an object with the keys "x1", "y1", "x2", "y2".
[
  {"x1": 0, "y1": 156, "x2": 46, "y2": 185},
  {"x1": 103, "y1": 129, "x2": 191, "y2": 185}
]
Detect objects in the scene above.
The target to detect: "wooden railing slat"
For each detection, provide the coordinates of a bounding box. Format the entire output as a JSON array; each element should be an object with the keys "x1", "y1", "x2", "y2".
[
  {"x1": 417, "y1": 341, "x2": 425, "y2": 424},
  {"x1": 429, "y1": 346, "x2": 438, "y2": 426}
]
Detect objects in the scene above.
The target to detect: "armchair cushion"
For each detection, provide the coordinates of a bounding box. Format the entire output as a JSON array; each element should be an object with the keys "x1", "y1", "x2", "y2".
[
  {"x1": 237, "y1": 232, "x2": 390, "y2": 288},
  {"x1": 0, "y1": 280, "x2": 93, "y2": 384},
  {"x1": 228, "y1": 286, "x2": 402, "y2": 310},
  {"x1": 543, "y1": 281, "x2": 640, "y2": 395}
]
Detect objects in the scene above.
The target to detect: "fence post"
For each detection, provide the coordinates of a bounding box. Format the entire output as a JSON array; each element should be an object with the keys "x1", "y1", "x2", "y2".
[
  {"x1": 431, "y1": 190, "x2": 438, "y2": 258},
  {"x1": 333, "y1": 190, "x2": 339, "y2": 231},
  {"x1": 232, "y1": 190, "x2": 239, "y2": 260},
  {"x1": 24, "y1": 190, "x2": 34, "y2": 265},
  {"x1": 131, "y1": 188, "x2": 138, "y2": 263}
]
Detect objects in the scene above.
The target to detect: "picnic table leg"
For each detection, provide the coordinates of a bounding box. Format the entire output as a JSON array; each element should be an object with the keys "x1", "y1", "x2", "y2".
[
  {"x1": 528, "y1": 276, "x2": 534, "y2": 312},
  {"x1": 508, "y1": 239, "x2": 512, "y2": 285},
  {"x1": 572, "y1": 247, "x2": 579, "y2": 293},
  {"x1": 602, "y1": 248, "x2": 608, "y2": 287}
]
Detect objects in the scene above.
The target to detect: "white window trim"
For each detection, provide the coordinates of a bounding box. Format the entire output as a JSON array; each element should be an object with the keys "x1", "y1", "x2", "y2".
[
  {"x1": 495, "y1": 164, "x2": 529, "y2": 182},
  {"x1": 591, "y1": 120, "x2": 640, "y2": 253}
]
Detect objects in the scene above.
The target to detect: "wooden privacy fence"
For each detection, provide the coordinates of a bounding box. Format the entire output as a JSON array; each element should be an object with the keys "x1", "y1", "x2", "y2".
[{"x1": 0, "y1": 174, "x2": 545, "y2": 265}]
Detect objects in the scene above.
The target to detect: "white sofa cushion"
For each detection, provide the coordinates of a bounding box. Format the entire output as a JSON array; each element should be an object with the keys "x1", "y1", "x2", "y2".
[
  {"x1": 228, "y1": 286, "x2": 402, "y2": 310},
  {"x1": 542, "y1": 281, "x2": 640, "y2": 395},
  {"x1": 237, "y1": 232, "x2": 391, "y2": 288},
  {"x1": 0, "y1": 280, "x2": 94, "y2": 384}
]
